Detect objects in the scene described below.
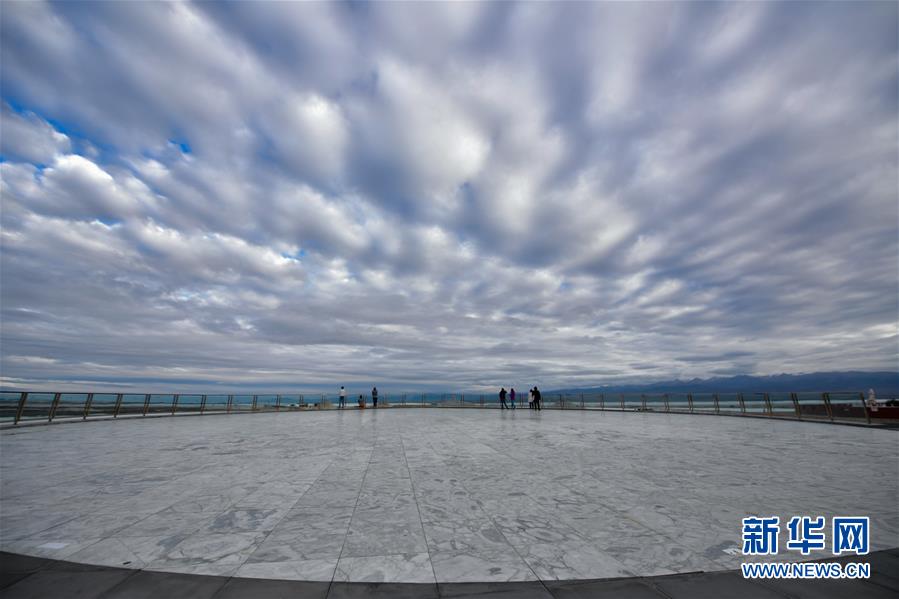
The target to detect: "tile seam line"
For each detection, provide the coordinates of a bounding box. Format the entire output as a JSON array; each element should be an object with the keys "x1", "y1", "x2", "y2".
[
  {"x1": 400, "y1": 431, "x2": 440, "y2": 587},
  {"x1": 568, "y1": 461, "x2": 726, "y2": 571},
  {"x1": 88, "y1": 566, "x2": 147, "y2": 599},
  {"x1": 422, "y1": 413, "x2": 545, "y2": 586},
  {"x1": 229, "y1": 430, "x2": 348, "y2": 578},
  {"x1": 39, "y1": 446, "x2": 242, "y2": 555},
  {"x1": 326, "y1": 414, "x2": 377, "y2": 594}
]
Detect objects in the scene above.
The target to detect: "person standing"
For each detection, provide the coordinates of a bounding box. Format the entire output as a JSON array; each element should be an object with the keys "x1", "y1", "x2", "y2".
[
  {"x1": 528, "y1": 388, "x2": 534, "y2": 409},
  {"x1": 533, "y1": 386, "x2": 542, "y2": 411},
  {"x1": 372, "y1": 386, "x2": 379, "y2": 408},
  {"x1": 510, "y1": 388, "x2": 516, "y2": 410},
  {"x1": 358, "y1": 394, "x2": 365, "y2": 409},
  {"x1": 499, "y1": 387, "x2": 508, "y2": 409},
  {"x1": 339, "y1": 385, "x2": 346, "y2": 409},
  {"x1": 867, "y1": 388, "x2": 878, "y2": 412}
]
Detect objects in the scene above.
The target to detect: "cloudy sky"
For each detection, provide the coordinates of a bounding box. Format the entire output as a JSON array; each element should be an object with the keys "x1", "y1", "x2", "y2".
[{"x1": 1, "y1": 2, "x2": 896, "y2": 393}]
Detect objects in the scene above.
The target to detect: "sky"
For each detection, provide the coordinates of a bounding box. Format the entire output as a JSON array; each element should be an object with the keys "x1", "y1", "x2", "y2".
[{"x1": 1, "y1": 1, "x2": 897, "y2": 393}]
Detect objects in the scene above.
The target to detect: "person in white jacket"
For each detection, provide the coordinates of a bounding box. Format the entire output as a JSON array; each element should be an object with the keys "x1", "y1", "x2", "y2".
[{"x1": 339, "y1": 386, "x2": 346, "y2": 409}]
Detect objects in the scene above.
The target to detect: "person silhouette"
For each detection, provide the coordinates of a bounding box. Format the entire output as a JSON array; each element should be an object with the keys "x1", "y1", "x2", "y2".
[{"x1": 499, "y1": 387, "x2": 508, "y2": 409}]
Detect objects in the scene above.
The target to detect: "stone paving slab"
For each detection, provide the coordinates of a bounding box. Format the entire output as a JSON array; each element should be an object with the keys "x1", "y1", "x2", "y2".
[{"x1": 1, "y1": 409, "x2": 897, "y2": 583}]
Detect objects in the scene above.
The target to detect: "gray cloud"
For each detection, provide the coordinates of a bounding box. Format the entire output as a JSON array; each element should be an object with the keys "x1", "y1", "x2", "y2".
[{"x1": 1, "y1": 1, "x2": 896, "y2": 393}]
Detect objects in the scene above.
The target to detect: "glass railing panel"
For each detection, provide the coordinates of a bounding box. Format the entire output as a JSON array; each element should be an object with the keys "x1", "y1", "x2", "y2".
[
  {"x1": 0, "y1": 391, "x2": 23, "y2": 422},
  {"x1": 204, "y1": 395, "x2": 229, "y2": 412},
  {"x1": 598, "y1": 393, "x2": 611, "y2": 408},
  {"x1": 118, "y1": 394, "x2": 147, "y2": 415},
  {"x1": 829, "y1": 392, "x2": 867, "y2": 421},
  {"x1": 255, "y1": 394, "x2": 277, "y2": 410},
  {"x1": 768, "y1": 392, "x2": 796, "y2": 415},
  {"x1": 690, "y1": 393, "x2": 716, "y2": 412},
  {"x1": 668, "y1": 393, "x2": 691, "y2": 412},
  {"x1": 796, "y1": 392, "x2": 830, "y2": 420},
  {"x1": 176, "y1": 394, "x2": 203, "y2": 414},
  {"x1": 717, "y1": 393, "x2": 743, "y2": 414},
  {"x1": 146, "y1": 394, "x2": 174, "y2": 414},
  {"x1": 52, "y1": 393, "x2": 89, "y2": 419},
  {"x1": 88, "y1": 393, "x2": 119, "y2": 416},
  {"x1": 232, "y1": 395, "x2": 254, "y2": 411},
  {"x1": 643, "y1": 395, "x2": 667, "y2": 411},
  {"x1": 620, "y1": 393, "x2": 641, "y2": 410},
  {"x1": 744, "y1": 395, "x2": 768, "y2": 414},
  {"x1": 18, "y1": 392, "x2": 55, "y2": 421}
]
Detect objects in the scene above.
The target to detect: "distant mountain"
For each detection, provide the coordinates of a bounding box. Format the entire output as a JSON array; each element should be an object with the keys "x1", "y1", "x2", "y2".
[{"x1": 549, "y1": 371, "x2": 899, "y2": 396}]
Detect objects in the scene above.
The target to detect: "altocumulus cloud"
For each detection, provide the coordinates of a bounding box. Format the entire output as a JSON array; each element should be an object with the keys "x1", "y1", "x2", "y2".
[{"x1": 0, "y1": 1, "x2": 896, "y2": 392}]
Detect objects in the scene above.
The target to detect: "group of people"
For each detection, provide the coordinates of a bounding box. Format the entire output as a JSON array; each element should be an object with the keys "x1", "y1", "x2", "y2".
[
  {"x1": 338, "y1": 385, "x2": 379, "y2": 409},
  {"x1": 498, "y1": 386, "x2": 541, "y2": 410},
  {"x1": 336, "y1": 385, "x2": 544, "y2": 411}
]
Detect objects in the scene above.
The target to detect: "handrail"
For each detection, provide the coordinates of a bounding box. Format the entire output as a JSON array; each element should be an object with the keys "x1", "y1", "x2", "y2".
[{"x1": 0, "y1": 389, "x2": 894, "y2": 428}]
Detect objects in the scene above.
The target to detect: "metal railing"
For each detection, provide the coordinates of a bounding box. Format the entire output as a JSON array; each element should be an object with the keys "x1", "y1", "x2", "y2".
[{"x1": 0, "y1": 390, "x2": 895, "y2": 427}]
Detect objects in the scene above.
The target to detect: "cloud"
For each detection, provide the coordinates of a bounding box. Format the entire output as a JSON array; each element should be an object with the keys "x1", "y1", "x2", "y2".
[
  {"x1": 0, "y1": 103, "x2": 70, "y2": 163},
  {"x1": 0, "y1": 1, "x2": 896, "y2": 392}
]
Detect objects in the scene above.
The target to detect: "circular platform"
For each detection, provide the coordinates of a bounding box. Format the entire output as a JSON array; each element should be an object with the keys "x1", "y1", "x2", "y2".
[{"x1": 1, "y1": 409, "x2": 897, "y2": 583}]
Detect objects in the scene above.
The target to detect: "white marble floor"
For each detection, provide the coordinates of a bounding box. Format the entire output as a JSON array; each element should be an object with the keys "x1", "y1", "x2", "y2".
[{"x1": 1, "y1": 409, "x2": 897, "y2": 583}]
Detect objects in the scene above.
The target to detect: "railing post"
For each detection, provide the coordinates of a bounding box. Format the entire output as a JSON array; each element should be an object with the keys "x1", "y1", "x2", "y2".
[
  {"x1": 620, "y1": 394, "x2": 625, "y2": 410},
  {"x1": 14, "y1": 392, "x2": 27, "y2": 425},
  {"x1": 599, "y1": 393, "x2": 604, "y2": 410},
  {"x1": 738, "y1": 393, "x2": 745, "y2": 414},
  {"x1": 83, "y1": 393, "x2": 94, "y2": 420},
  {"x1": 480, "y1": 394, "x2": 483, "y2": 407},
  {"x1": 252, "y1": 395, "x2": 258, "y2": 411},
  {"x1": 791, "y1": 392, "x2": 801, "y2": 419},
  {"x1": 687, "y1": 393, "x2": 694, "y2": 413},
  {"x1": 171, "y1": 394, "x2": 179, "y2": 415},
  {"x1": 560, "y1": 394, "x2": 564, "y2": 410},
  {"x1": 713, "y1": 393, "x2": 720, "y2": 414},
  {"x1": 641, "y1": 394, "x2": 647, "y2": 411},
  {"x1": 580, "y1": 393, "x2": 584, "y2": 409},
  {"x1": 227, "y1": 394, "x2": 234, "y2": 413},
  {"x1": 822, "y1": 392, "x2": 833, "y2": 422},
  {"x1": 461, "y1": 394, "x2": 464, "y2": 407},
  {"x1": 113, "y1": 394, "x2": 122, "y2": 418},
  {"x1": 403, "y1": 394, "x2": 406, "y2": 406},
  {"x1": 142, "y1": 394, "x2": 151, "y2": 416},
  {"x1": 276, "y1": 395, "x2": 281, "y2": 411},
  {"x1": 859, "y1": 392, "x2": 871, "y2": 424},
  {"x1": 48, "y1": 392, "x2": 61, "y2": 422},
  {"x1": 663, "y1": 394, "x2": 669, "y2": 412},
  {"x1": 763, "y1": 393, "x2": 772, "y2": 417},
  {"x1": 200, "y1": 394, "x2": 207, "y2": 414}
]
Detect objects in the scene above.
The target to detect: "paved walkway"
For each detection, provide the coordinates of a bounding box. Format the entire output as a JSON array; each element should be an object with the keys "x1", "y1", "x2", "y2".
[
  {"x1": 1, "y1": 409, "x2": 897, "y2": 583},
  {"x1": 2, "y1": 550, "x2": 898, "y2": 598}
]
